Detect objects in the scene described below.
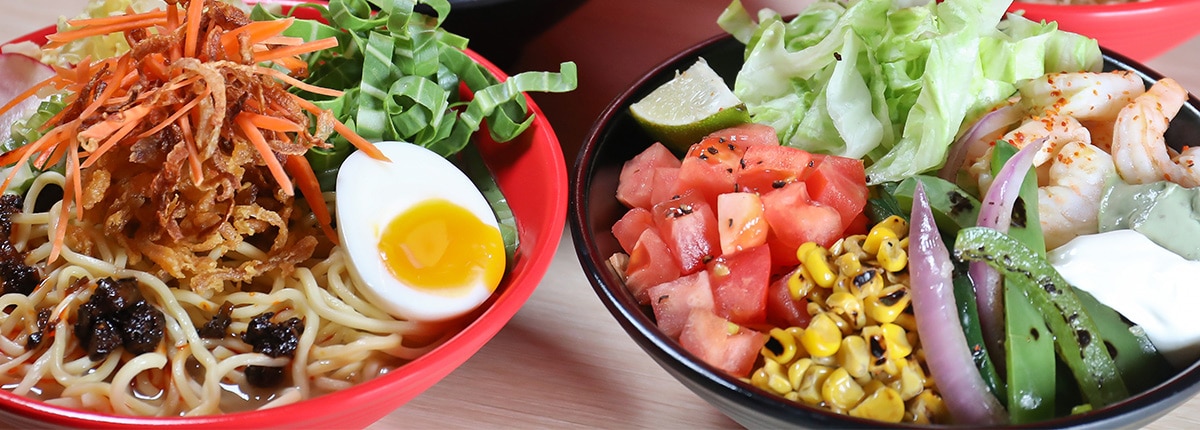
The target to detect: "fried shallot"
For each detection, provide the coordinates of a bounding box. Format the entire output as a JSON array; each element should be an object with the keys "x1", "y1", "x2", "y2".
[{"x1": 0, "y1": 0, "x2": 384, "y2": 296}]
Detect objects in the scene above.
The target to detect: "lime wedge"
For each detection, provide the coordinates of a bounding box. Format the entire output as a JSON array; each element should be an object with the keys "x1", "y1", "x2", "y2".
[{"x1": 629, "y1": 57, "x2": 750, "y2": 154}]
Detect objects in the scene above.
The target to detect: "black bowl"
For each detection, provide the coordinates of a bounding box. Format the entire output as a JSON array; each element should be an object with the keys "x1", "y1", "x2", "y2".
[
  {"x1": 568, "y1": 32, "x2": 1200, "y2": 429},
  {"x1": 440, "y1": 0, "x2": 584, "y2": 70}
]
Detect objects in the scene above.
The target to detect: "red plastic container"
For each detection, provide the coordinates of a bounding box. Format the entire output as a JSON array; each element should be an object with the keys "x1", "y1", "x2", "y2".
[
  {"x1": 0, "y1": 1, "x2": 567, "y2": 428},
  {"x1": 1009, "y1": 0, "x2": 1200, "y2": 62}
]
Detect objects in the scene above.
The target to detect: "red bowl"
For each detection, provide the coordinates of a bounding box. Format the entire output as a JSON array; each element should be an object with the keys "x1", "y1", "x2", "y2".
[
  {"x1": 1009, "y1": 0, "x2": 1200, "y2": 62},
  {"x1": 0, "y1": 1, "x2": 566, "y2": 428}
]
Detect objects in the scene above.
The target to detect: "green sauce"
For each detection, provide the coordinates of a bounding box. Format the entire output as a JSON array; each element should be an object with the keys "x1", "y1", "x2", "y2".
[{"x1": 1099, "y1": 181, "x2": 1200, "y2": 260}]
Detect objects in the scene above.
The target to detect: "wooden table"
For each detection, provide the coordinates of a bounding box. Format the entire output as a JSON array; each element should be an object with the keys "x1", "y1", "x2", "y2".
[{"x1": 6, "y1": 1, "x2": 1200, "y2": 428}]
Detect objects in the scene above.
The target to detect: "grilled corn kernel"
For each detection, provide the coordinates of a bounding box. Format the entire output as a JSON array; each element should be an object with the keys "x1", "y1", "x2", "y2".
[
  {"x1": 876, "y1": 237, "x2": 907, "y2": 273},
  {"x1": 801, "y1": 313, "x2": 842, "y2": 357},
  {"x1": 796, "y1": 364, "x2": 833, "y2": 405},
  {"x1": 850, "y1": 386, "x2": 905, "y2": 423},
  {"x1": 750, "y1": 367, "x2": 771, "y2": 391},
  {"x1": 822, "y1": 368, "x2": 866, "y2": 410},
  {"x1": 891, "y1": 359, "x2": 926, "y2": 401},
  {"x1": 892, "y1": 312, "x2": 918, "y2": 333},
  {"x1": 863, "y1": 325, "x2": 902, "y2": 377},
  {"x1": 881, "y1": 323, "x2": 913, "y2": 360},
  {"x1": 823, "y1": 308, "x2": 855, "y2": 336},
  {"x1": 834, "y1": 253, "x2": 862, "y2": 279},
  {"x1": 841, "y1": 235, "x2": 869, "y2": 261},
  {"x1": 764, "y1": 327, "x2": 801, "y2": 364},
  {"x1": 787, "y1": 267, "x2": 814, "y2": 300},
  {"x1": 788, "y1": 358, "x2": 814, "y2": 391},
  {"x1": 798, "y1": 243, "x2": 837, "y2": 288},
  {"x1": 811, "y1": 353, "x2": 838, "y2": 368},
  {"x1": 826, "y1": 292, "x2": 865, "y2": 329},
  {"x1": 838, "y1": 335, "x2": 871, "y2": 382},
  {"x1": 862, "y1": 225, "x2": 897, "y2": 255},
  {"x1": 879, "y1": 216, "x2": 908, "y2": 238},
  {"x1": 907, "y1": 390, "x2": 948, "y2": 424},
  {"x1": 762, "y1": 358, "x2": 793, "y2": 395},
  {"x1": 861, "y1": 379, "x2": 885, "y2": 396},
  {"x1": 865, "y1": 284, "x2": 910, "y2": 324}
]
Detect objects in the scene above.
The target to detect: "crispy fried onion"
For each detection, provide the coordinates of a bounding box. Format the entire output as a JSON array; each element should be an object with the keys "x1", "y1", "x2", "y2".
[{"x1": 0, "y1": 0, "x2": 383, "y2": 297}]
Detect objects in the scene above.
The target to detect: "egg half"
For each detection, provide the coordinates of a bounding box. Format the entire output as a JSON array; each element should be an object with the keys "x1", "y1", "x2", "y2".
[{"x1": 335, "y1": 140, "x2": 506, "y2": 322}]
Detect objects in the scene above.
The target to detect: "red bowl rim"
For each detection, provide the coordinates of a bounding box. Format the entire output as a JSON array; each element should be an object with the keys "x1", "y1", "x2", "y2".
[
  {"x1": 1009, "y1": 0, "x2": 1197, "y2": 13},
  {"x1": 0, "y1": 0, "x2": 567, "y2": 427}
]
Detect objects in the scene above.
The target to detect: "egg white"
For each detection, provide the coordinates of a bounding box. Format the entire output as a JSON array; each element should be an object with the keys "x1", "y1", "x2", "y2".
[{"x1": 335, "y1": 140, "x2": 502, "y2": 322}]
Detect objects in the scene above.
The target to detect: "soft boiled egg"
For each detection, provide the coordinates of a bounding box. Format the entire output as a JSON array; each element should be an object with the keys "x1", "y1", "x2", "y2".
[{"x1": 335, "y1": 140, "x2": 506, "y2": 322}]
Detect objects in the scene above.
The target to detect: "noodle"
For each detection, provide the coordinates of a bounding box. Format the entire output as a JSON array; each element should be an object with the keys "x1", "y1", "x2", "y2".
[
  {"x1": 0, "y1": 169, "x2": 453, "y2": 415},
  {"x1": 0, "y1": 0, "x2": 475, "y2": 417}
]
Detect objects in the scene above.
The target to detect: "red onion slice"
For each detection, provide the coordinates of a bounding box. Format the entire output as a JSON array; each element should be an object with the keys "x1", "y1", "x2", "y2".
[
  {"x1": 909, "y1": 182, "x2": 1008, "y2": 425},
  {"x1": 970, "y1": 137, "x2": 1044, "y2": 366},
  {"x1": 937, "y1": 104, "x2": 1023, "y2": 182}
]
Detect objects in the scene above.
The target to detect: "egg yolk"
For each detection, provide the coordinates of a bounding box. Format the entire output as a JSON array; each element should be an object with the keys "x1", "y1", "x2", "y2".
[{"x1": 378, "y1": 198, "x2": 505, "y2": 294}]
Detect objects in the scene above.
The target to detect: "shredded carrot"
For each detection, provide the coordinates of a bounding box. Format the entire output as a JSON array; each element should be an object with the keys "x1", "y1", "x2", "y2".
[
  {"x1": 253, "y1": 38, "x2": 338, "y2": 64},
  {"x1": 270, "y1": 55, "x2": 309, "y2": 75},
  {"x1": 242, "y1": 112, "x2": 303, "y2": 133},
  {"x1": 285, "y1": 154, "x2": 337, "y2": 244},
  {"x1": 2, "y1": 0, "x2": 386, "y2": 264},
  {"x1": 290, "y1": 93, "x2": 389, "y2": 161},
  {"x1": 261, "y1": 36, "x2": 305, "y2": 46},
  {"x1": 45, "y1": 18, "x2": 169, "y2": 47},
  {"x1": 184, "y1": 0, "x2": 204, "y2": 58},
  {"x1": 135, "y1": 88, "x2": 208, "y2": 140},
  {"x1": 218, "y1": 18, "x2": 294, "y2": 50},
  {"x1": 78, "y1": 56, "x2": 131, "y2": 121},
  {"x1": 166, "y1": 1, "x2": 180, "y2": 31},
  {"x1": 0, "y1": 126, "x2": 68, "y2": 191},
  {"x1": 257, "y1": 68, "x2": 342, "y2": 97},
  {"x1": 80, "y1": 106, "x2": 152, "y2": 168},
  {"x1": 66, "y1": 9, "x2": 168, "y2": 27},
  {"x1": 78, "y1": 104, "x2": 152, "y2": 145},
  {"x1": 0, "y1": 77, "x2": 55, "y2": 119},
  {"x1": 179, "y1": 115, "x2": 203, "y2": 186},
  {"x1": 140, "y1": 53, "x2": 171, "y2": 81},
  {"x1": 235, "y1": 113, "x2": 293, "y2": 195}
]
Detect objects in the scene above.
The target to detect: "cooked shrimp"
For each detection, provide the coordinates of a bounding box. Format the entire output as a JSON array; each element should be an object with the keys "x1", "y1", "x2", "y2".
[
  {"x1": 1110, "y1": 78, "x2": 1197, "y2": 187},
  {"x1": 1002, "y1": 113, "x2": 1091, "y2": 168},
  {"x1": 966, "y1": 113, "x2": 1090, "y2": 192},
  {"x1": 1039, "y1": 140, "x2": 1118, "y2": 250},
  {"x1": 1018, "y1": 71, "x2": 1146, "y2": 122}
]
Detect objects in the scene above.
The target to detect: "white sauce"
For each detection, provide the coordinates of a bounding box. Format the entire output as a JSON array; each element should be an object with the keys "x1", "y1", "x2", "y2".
[{"x1": 1048, "y1": 229, "x2": 1200, "y2": 369}]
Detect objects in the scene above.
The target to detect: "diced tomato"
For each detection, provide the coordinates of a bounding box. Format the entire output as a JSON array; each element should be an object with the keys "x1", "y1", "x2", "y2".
[
  {"x1": 716, "y1": 192, "x2": 769, "y2": 256},
  {"x1": 649, "y1": 166, "x2": 680, "y2": 209},
  {"x1": 612, "y1": 207, "x2": 655, "y2": 255},
  {"x1": 625, "y1": 229, "x2": 682, "y2": 304},
  {"x1": 617, "y1": 142, "x2": 681, "y2": 210},
  {"x1": 672, "y1": 142, "x2": 743, "y2": 209},
  {"x1": 652, "y1": 190, "x2": 721, "y2": 275},
  {"x1": 705, "y1": 123, "x2": 780, "y2": 147},
  {"x1": 805, "y1": 154, "x2": 868, "y2": 229},
  {"x1": 766, "y1": 267, "x2": 811, "y2": 329},
  {"x1": 735, "y1": 144, "x2": 819, "y2": 194},
  {"x1": 679, "y1": 308, "x2": 768, "y2": 378},
  {"x1": 648, "y1": 271, "x2": 715, "y2": 339},
  {"x1": 707, "y1": 244, "x2": 770, "y2": 326},
  {"x1": 761, "y1": 182, "x2": 844, "y2": 268}
]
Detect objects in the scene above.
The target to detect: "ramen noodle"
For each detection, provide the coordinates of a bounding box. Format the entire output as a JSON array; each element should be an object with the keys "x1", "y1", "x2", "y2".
[{"x1": 0, "y1": 0, "x2": 459, "y2": 416}]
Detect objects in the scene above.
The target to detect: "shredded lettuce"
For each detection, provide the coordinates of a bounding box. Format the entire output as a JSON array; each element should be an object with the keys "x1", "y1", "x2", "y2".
[
  {"x1": 719, "y1": 0, "x2": 1101, "y2": 184},
  {"x1": 252, "y1": 0, "x2": 578, "y2": 190},
  {"x1": 33, "y1": 0, "x2": 169, "y2": 67}
]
